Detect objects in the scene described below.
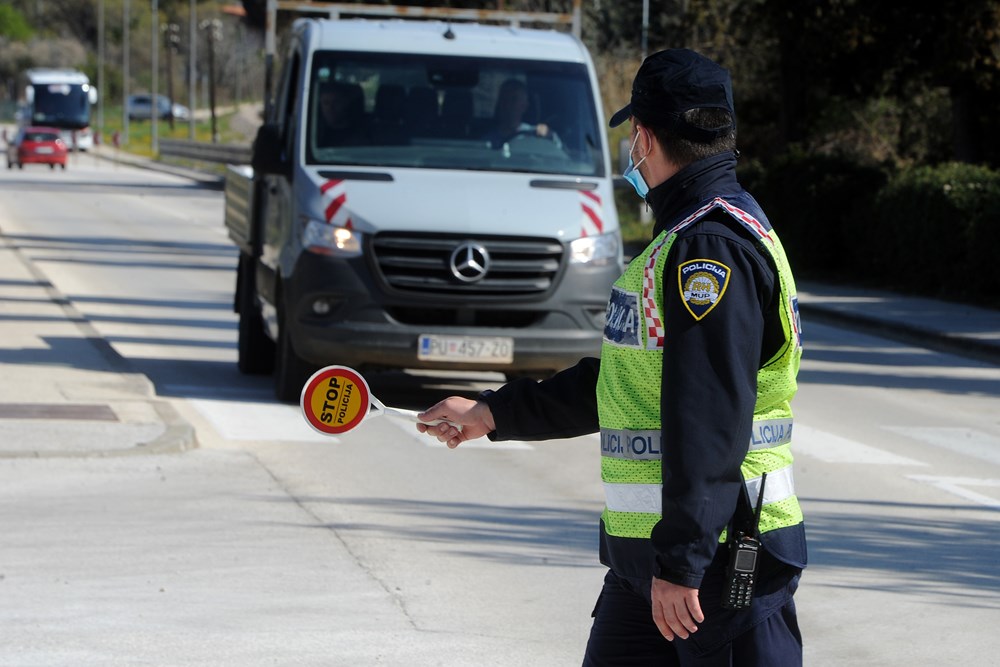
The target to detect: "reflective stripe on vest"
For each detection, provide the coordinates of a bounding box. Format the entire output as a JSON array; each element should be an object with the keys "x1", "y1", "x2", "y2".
[{"x1": 604, "y1": 464, "x2": 796, "y2": 515}]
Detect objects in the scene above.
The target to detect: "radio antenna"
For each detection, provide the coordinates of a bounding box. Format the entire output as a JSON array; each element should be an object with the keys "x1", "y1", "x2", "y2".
[{"x1": 752, "y1": 473, "x2": 767, "y2": 537}]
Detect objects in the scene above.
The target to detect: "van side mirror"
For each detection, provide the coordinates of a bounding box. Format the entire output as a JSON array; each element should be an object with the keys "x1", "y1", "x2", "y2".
[{"x1": 251, "y1": 123, "x2": 288, "y2": 176}]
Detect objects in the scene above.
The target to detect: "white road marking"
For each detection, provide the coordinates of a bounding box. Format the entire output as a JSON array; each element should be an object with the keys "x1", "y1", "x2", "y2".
[
  {"x1": 906, "y1": 475, "x2": 1000, "y2": 509},
  {"x1": 387, "y1": 416, "x2": 533, "y2": 450},
  {"x1": 187, "y1": 398, "x2": 337, "y2": 443},
  {"x1": 793, "y1": 424, "x2": 927, "y2": 466},
  {"x1": 421, "y1": 439, "x2": 534, "y2": 450},
  {"x1": 885, "y1": 427, "x2": 1000, "y2": 467}
]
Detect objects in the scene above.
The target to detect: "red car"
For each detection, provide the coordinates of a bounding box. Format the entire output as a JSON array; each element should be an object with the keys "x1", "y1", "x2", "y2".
[{"x1": 6, "y1": 126, "x2": 69, "y2": 170}]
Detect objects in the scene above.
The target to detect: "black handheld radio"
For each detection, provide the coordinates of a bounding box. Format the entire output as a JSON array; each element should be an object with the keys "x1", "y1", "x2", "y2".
[{"x1": 721, "y1": 473, "x2": 767, "y2": 610}]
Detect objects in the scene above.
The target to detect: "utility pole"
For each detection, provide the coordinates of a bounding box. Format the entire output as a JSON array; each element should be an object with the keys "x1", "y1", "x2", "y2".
[
  {"x1": 201, "y1": 18, "x2": 221, "y2": 143},
  {"x1": 98, "y1": 0, "x2": 105, "y2": 137},
  {"x1": 164, "y1": 22, "x2": 180, "y2": 130},
  {"x1": 641, "y1": 0, "x2": 649, "y2": 60},
  {"x1": 188, "y1": 0, "x2": 197, "y2": 140},
  {"x1": 122, "y1": 0, "x2": 130, "y2": 144},
  {"x1": 151, "y1": 0, "x2": 159, "y2": 155}
]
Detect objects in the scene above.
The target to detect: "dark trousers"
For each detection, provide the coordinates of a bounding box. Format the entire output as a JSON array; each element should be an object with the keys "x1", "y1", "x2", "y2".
[{"x1": 582, "y1": 551, "x2": 802, "y2": 667}]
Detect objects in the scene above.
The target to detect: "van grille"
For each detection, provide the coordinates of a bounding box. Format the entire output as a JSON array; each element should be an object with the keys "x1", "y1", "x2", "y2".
[{"x1": 371, "y1": 233, "x2": 564, "y2": 297}]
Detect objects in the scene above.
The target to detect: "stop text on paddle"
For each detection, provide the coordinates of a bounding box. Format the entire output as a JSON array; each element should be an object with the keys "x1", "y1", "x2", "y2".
[{"x1": 301, "y1": 366, "x2": 370, "y2": 435}]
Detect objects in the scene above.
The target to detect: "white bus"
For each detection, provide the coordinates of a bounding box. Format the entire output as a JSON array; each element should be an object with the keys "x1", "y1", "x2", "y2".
[{"x1": 17, "y1": 68, "x2": 99, "y2": 151}]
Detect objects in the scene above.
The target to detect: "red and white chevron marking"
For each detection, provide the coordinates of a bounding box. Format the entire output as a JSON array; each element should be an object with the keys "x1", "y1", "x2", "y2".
[
  {"x1": 579, "y1": 190, "x2": 604, "y2": 237},
  {"x1": 319, "y1": 179, "x2": 353, "y2": 229}
]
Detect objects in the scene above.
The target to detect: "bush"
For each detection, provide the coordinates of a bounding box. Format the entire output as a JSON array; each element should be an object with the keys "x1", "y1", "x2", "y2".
[
  {"x1": 870, "y1": 163, "x2": 1000, "y2": 303},
  {"x1": 738, "y1": 150, "x2": 886, "y2": 278}
]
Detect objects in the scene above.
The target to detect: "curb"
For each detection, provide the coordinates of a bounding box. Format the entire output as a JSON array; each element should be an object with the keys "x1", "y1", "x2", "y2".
[
  {"x1": 0, "y1": 232, "x2": 200, "y2": 459},
  {"x1": 0, "y1": 400, "x2": 198, "y2": 460},
  {"x1": 800, "y1": 303, "x2": 1000, "y2": 367}
]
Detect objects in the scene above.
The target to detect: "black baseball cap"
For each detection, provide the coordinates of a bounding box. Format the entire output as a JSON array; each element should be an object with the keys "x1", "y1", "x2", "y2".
[{"x1": 609, "y1": 48, "x2": 735, "y2": 143}]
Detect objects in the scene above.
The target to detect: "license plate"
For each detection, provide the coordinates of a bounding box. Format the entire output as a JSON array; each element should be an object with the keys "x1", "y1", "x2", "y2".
[
  {"x1": 418, "y1": 334, "x2": 514, "y2": 364},
  {"x1": 35, "y1": 147, "x2": 54, "y2": 154}
]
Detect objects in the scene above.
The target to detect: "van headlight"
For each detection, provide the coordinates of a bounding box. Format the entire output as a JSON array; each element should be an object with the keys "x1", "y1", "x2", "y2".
[
  {"x1": 302, "y1": 219, "x2": 363, "y2": 257},
  {"x1": 569, "y1": 232, "x2": 621, "y2": 266}
]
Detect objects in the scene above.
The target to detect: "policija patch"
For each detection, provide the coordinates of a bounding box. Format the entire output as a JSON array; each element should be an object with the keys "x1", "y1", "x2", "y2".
[{"x1": 678, "y1": 259, "x2": 731, "y2": 320}]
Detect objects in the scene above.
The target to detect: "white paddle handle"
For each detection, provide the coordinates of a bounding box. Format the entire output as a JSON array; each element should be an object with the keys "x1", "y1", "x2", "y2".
[{"x1": 381, "y1": 407, "x2": 460, "y2": 430}]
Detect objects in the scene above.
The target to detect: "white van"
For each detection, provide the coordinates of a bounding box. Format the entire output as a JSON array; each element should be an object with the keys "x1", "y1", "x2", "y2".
[{"x1": 227, "y1": 13, "x2": 622, "y2": 401}]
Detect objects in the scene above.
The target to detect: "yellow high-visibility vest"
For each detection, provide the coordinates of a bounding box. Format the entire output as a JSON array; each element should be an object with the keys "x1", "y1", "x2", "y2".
[{"x1": 597, "y1": 195, "x2": 804, "y2": 543}]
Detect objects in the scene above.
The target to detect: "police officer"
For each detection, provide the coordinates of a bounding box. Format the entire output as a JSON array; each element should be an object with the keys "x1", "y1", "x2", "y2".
[{"x1": 418, "y1": 49, "x2": 806, "y2": 666}]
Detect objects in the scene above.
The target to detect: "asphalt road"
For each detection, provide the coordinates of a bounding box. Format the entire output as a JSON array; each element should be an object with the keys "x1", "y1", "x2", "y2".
[{"x1": 0, "y1": 155, "x2": 998, "y2": 666}]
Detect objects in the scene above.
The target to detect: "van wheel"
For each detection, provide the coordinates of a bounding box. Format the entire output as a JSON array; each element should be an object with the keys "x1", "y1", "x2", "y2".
[
  {"x1": 236, "y1": 255, "x2": 275, "y2": 375},
  {"x1": 274, "y1": 298, "x2": 314, "y2": 403}
]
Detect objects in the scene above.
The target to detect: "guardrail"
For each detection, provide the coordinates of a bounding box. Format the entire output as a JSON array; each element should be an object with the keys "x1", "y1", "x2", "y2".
[{"x1": 158, "y1": 139, "x2": 252, "y2": 164}]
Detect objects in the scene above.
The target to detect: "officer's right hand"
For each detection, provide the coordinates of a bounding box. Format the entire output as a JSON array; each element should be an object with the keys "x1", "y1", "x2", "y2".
[
  {"x1": 651, "y1": 577, "x2": 703, "y2": 641},
  {"x1": 417, "y1": 397, "x2": 496, "y2": 448}
]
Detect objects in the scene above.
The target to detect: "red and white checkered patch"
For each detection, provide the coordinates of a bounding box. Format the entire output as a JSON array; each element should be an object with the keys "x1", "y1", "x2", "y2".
[
  {"x1": 671, "y1": 197, "x2": 771, "y2": 242},
  {"x1": 642, "y1": 236, "x2": 670, "y2": 350},
  {"x1": 320, "y1": 179, "x2": 353, "y2": 229},
  {"x1": 714, "y1": 198, "x2": 772, "y2": 243}
]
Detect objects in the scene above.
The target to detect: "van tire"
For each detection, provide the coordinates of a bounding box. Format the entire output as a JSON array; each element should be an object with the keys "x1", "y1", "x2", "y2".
[
  {"x1": 274, "y1": 295, "x2": 314, "y2": 403},
  {"x1": 236, "y1": 254, "x2": 275, "y2": 375}
]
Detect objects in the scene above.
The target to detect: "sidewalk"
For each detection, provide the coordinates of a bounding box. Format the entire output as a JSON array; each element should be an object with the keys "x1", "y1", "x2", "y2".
[
  {"x1": 0, "y1": 233, "x2": 196, "y2": 458},
  {"x1": 797, "y1": 280, "x2": 1000, "y2": 366}
]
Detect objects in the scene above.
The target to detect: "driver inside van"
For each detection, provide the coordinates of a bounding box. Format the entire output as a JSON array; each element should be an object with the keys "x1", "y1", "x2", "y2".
[
  {"x1": 316, "y1": 81, "x2": 367, "y2": 147},
  {"x1": 483, "y1": 78, "x2": 550, "y2": 147}
]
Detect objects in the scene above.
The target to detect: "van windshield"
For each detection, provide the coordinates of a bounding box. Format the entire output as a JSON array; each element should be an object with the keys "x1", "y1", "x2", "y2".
[{"x1": 305, "y1": 51, "x2": 605, "y2": 177}]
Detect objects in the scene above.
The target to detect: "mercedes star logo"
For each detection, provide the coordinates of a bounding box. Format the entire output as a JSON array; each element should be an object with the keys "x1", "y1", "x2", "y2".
[{"x1": 449, "y1": 242, "x2": 490, "y2": 283}]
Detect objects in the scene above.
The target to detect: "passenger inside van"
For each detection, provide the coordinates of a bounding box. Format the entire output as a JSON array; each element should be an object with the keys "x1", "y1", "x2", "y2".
[{"x1": 316, "y1": 81, "x2": 368, "y2": 147}]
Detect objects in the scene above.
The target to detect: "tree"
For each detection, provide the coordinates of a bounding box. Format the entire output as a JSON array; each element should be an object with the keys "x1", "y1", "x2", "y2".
[
  {"x1": 0, "y1": 4, "x2": 32, "y2": 40},
  {"x1": 737, "y1": 0, "x2": 1000, "y2": 165}
]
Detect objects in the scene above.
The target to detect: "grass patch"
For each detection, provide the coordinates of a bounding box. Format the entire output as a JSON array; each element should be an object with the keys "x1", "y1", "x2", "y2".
[{"x1": 97, "y1": 105, "x2": 244, "y2": 159}]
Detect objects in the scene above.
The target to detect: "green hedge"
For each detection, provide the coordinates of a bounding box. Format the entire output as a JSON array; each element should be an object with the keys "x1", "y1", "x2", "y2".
[
  {"x1": 738, "y1": 151, "x2": 886, "y2": 277},
  {"x1": 869, "y1": 163, "x2": 1000, "y2": 302},
  {"x1": 741, "y1": 154, "x2": 1000, "y2": 307}
]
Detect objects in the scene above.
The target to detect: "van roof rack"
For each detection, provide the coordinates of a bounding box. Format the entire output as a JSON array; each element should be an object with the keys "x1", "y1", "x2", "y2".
[{"x1": 271, "y1": 1, "x2": 581, "y2": 36}]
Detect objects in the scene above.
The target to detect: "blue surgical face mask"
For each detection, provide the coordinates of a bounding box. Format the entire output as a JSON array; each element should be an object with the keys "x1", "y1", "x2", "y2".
[{"x1": 622, "y1": 130, "x2": 649, "y2": 199}]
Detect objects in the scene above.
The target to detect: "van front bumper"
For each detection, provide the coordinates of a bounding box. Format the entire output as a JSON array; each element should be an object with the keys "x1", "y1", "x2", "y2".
[{"x1": 283, "y1": 252, "x2": 614, "y2": 375}]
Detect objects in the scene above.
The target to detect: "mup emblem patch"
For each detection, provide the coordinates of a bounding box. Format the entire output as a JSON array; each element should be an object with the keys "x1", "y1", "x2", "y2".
[{"x1": 679, "y1": 259, "x2": 731, "y2": 320}]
